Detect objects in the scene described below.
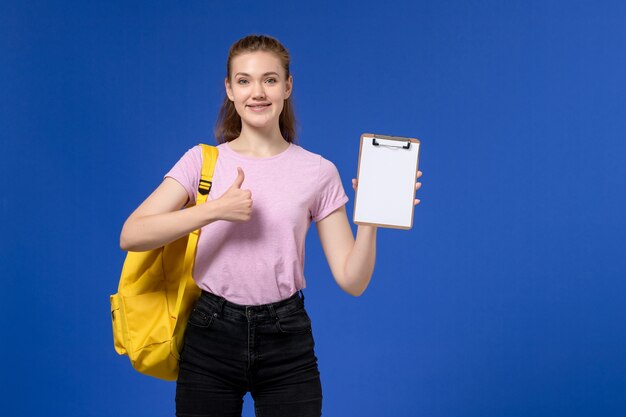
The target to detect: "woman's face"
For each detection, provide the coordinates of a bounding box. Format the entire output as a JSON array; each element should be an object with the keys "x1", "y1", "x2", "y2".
[{"x1": 225, "y1": 51, "x2": 293, "y2": 132}]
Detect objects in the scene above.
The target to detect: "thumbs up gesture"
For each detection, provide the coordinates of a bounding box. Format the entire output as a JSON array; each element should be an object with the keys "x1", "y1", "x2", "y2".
[{"x1": 214, "y1": 167, "x2": 253, "y2": 222}]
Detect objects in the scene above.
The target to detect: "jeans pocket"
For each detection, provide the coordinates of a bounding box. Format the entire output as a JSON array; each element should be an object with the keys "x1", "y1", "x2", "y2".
[
  {"x1": 276, "y1": 308, "x2": 312, "y2": 334},
  {"x1": 187, "y1": 300, "x2": 218, "y2": 328}
]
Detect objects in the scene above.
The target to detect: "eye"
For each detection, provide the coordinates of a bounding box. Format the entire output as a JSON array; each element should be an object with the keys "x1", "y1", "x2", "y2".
[
  {"x1": 265, "y1": 78, "x2": 277, "y2": 84},
  {"x1": 237, "y1": 79, "x2": 249, "y2": 85}
]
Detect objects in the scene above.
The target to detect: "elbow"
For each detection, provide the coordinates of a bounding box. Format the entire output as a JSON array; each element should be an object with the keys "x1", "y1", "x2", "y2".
[
  {"x1": 120, "y1": 230, "x2": 141, "y2": 252},
  {"x1": 119, "y1": 218, "x2": 157, "y2": 253},
  {"x1": 336, "y1": 269, "x2": 371, "y2": 297},
  {"x1": 119, "y1": 237, "x2": 129, "y2": 252},
  {"x1": 119, "y1": 221, "x2": 134, "y2": 252},
  {"x1": 119, "y1": 233, "x2": 130, "y2": 252},
  {"x1": 339, "y1": 276, "x2": 368, "y2": 297},
  {"x1": 348, "y1": 288, "x2": 366, "y2": 297},
  {"x1": 120, "y1": 237, "x2": 147, "y2": 253}
]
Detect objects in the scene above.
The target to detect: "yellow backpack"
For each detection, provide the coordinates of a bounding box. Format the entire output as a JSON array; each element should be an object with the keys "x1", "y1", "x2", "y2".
[{"x1": 110, "y1": 143, "x2": 218, "y2": 381}]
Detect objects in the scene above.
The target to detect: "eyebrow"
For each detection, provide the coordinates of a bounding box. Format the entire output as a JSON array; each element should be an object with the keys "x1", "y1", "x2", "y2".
[{"x1": 234, "y1": 72, "x2": 280, "y2": 77}]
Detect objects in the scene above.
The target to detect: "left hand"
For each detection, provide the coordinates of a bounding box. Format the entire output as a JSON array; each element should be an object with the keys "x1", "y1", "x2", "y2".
[{"x1": 352, "y1": 170, "x2": 422, "y2": 206}]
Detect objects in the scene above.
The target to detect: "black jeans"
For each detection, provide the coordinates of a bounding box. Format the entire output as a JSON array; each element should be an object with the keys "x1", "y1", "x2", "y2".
[{"x1": 176, "y1": 289, "x2": 323, "y2": 417}]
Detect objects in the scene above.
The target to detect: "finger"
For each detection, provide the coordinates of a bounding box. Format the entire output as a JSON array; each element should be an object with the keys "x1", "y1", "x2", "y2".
[
  {"x1": 231, "y1": 167, "x2": 245, "y2": 189},
  {"x1": 415, "y1": 182, "x2": 422, "y2": 190},
  {"x1": 416, "y1": 171, "x2": 422, "y2": 179},
  {"x1": 414, "y1": 198, "x2": 421, "y2": 205}
]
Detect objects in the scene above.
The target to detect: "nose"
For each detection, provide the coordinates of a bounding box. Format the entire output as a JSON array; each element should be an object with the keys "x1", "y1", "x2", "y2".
[{"x1": 252, "y1": 81, "x2": 266, "y2": 99}]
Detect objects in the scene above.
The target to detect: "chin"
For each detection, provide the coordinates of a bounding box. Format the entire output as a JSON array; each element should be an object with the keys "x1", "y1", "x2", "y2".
[{"x1": 241, "y1": 116, "x2": 279, "y2": 129}]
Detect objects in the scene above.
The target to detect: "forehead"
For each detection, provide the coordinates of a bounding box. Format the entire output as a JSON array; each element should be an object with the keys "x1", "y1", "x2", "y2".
[{"x1": 231, "y1": 51, "x2": 285, "y2": 76}]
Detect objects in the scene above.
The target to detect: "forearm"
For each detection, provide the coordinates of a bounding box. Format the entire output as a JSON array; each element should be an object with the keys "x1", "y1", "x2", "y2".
[
  {"x1": 342, "y1": 225, "x2": 378, "y2": 296},
  {"x1": 120, "y1": 201, "x2": 220, "y2": 252}
]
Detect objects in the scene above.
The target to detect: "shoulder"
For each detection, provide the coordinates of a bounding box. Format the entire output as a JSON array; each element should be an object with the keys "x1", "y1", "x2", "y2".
[
  {"x1": 174, "y1": 144, "x2": 203, "y2": 159},
  {"x1": 289, "y1": 144, "x2": 341, "y2": 177},
  {"x1": 164, "y1": 145, "x2": 204, "y2": 179},
  {"x1": 289, "y1": 143, "x2": 338, "y2": 169},
  {"x1": 289, "y1": 143, "x2": 322, "y2": 161},
  {"x1": 179, "y1": 144, "x2": 204, "y2": 165},
  {"x1": 319, "y1": 155, "x2": 339, "y2": 171}
]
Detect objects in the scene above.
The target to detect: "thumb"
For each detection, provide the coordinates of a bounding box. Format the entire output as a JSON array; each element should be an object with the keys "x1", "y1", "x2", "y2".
[{"x1": 230, "y1": 167, "x2": 245, "y2": 189}]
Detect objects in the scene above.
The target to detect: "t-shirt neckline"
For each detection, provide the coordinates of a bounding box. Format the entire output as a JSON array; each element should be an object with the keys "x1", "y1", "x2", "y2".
[{"x1": 221, "y1": 141, "x2": 294, "y2": 162}]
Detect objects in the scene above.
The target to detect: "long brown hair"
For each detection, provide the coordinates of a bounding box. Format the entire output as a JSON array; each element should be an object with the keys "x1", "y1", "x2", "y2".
[{"x1": 214, "y1": 34, "x2": 298, "y2": 144}]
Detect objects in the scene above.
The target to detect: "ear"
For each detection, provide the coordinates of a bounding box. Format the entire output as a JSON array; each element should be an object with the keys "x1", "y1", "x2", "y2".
[
  {"x1": 225, "y1": 77, "x2": 234, "y2": 101},
  {"x1": 284, "y1": 74, "x2": 293, "y2": 99}
]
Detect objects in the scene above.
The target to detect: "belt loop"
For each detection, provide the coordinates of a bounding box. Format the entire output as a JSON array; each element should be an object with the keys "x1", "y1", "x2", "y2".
[
  {"x1": 216, "y1": 296, "x2": 226, "y2": 317},
  {"x1": 267, "y1": 303, "x2": 278, "y2": 321}
]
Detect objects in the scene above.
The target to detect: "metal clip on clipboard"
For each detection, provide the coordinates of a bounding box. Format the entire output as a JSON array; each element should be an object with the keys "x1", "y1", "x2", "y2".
[{"x1": 372, "y1": 138, "x2": 411, "y2": 149}]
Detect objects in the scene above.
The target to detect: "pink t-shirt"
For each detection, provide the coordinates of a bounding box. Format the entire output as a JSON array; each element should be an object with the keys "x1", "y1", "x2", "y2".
[{"x1": 163, "y1": 141, "x2": 349, "y2": 305}]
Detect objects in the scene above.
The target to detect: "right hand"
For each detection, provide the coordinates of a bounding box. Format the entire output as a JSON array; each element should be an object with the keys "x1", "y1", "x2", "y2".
[{"x1": 214, "y1": 167, "x2": 253, "y2": 222}]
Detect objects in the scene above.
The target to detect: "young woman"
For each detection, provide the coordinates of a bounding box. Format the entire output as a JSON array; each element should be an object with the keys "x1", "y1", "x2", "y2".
[{"x1": 120, "y1": 34, "x2": 422, "y2": 417}]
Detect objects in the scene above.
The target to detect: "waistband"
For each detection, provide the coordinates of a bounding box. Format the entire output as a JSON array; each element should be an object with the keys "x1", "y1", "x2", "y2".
[{"x1": 198, "y1": 289, "x2": 306, "y2": 320}]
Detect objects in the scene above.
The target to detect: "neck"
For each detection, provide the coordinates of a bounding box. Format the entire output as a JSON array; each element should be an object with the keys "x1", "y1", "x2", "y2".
[{"x1": 231, "y1": 123, "x2": 289, "y2": 156}]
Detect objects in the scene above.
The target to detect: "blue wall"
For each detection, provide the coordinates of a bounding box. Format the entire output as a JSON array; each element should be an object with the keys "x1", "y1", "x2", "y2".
[{"x1": 2, "y1": 1, "x2": 625, "y2": 416}]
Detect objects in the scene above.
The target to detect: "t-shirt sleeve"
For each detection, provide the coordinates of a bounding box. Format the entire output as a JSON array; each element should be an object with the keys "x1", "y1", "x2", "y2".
[
  {"x1": 311, "y1": 157, "x2": 349, "y2": 222},
  {"x1": 163, "y1": 145, "x2": 202, "y2": 206}
]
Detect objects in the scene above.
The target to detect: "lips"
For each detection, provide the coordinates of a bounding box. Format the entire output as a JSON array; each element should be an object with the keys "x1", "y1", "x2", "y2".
[{"x1": 247, "y1": 103, "x2": 271, "y2": 112}]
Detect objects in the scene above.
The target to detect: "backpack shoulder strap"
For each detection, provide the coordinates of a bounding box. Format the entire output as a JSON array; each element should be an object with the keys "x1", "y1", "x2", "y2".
[
  {"x1": 172, "y1": 144, "x2": 218, "y2": 321},
  {"x1": 197, "y1": 144, "x2": 219, "y2": 205}
]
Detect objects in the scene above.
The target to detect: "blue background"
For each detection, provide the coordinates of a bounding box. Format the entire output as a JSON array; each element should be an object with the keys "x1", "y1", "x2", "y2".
[{"x1": 2, "y1": 0, "x2": 625, "y2": 416}]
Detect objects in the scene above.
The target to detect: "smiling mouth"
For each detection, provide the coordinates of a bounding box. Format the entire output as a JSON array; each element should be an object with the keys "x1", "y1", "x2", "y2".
[{"x1": 247, "y1": 103, "x2": 271, "y2": 112}]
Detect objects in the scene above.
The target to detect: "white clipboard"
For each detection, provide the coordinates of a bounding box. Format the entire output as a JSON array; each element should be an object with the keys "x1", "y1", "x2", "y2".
[{"x1": 353, "y1": 133, "x2": 421, "y2": 229}]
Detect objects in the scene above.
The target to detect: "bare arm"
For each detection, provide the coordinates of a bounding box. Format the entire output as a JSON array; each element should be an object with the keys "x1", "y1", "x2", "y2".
[
  {"x1": 119, "y1": 177, "x2": 221, "y2": 252},
  {"x1": 316, "y1": 172, "x2": 423, "y2": 296},
  {"x1": 120, "y1": 167, "x2": 252, "y2": 252},
  {"x1": 316, "y1": 205, "x2": 376, "y2": 296}
]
